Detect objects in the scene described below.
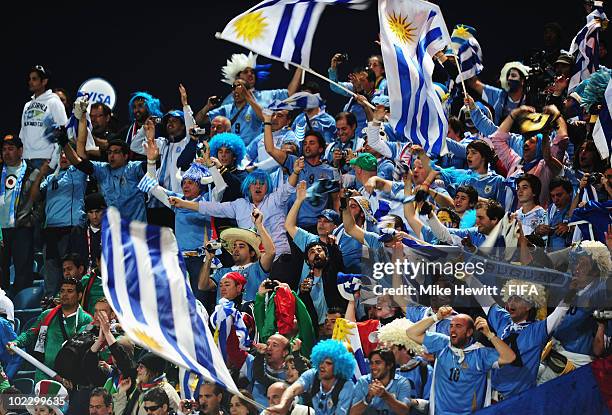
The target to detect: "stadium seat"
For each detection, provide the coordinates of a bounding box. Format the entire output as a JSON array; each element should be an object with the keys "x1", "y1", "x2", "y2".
[
  {"x1": 12, "y1": 316, "x2": 20, "y2": 334},
  {"x1": 13, "y1": 286, "x2": 44, "y2": 310},
  {"x1": 12, "y1": 377, "x2": 34, "y2": 394},
  {"x1": 15, "y1": 308, "x2": 42, "y2": 335}
]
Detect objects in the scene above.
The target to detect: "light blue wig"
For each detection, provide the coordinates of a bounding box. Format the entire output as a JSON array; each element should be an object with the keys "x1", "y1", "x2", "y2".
[
  {"x1": 128, "y1": 91, "x2": 163, "y2": 122},
  {"x1": 209, "y1": 132, "x2": 246, "y2": 167},
  {"x1": 241, "y1": 171, "x2": 274, "y2": 202},
  {"x1": 310, "y1": 339, "x2": 356, "y2": 381}
]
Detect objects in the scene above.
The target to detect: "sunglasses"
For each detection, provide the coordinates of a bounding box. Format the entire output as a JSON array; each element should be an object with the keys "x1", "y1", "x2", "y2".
[{"x1": 144, "y1": 405, "x2": 160, "y2": 412}]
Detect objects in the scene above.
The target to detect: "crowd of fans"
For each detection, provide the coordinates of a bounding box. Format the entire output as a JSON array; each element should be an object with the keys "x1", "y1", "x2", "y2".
[{"x1": 0, "y1": 3, "x2": 611, "y2": 414}]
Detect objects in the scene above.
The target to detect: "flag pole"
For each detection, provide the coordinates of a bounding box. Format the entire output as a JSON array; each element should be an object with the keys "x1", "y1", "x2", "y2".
[
  {"x1": 290, "y1": 63, "x2": 376, "y2": 110},
  {"x1": 452, "y1": 54, "x2": 468, "y2": 100}
]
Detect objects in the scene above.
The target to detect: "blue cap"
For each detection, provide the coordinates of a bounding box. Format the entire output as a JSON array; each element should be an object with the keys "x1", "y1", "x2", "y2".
[
  {"x1": 318, "y1": 209, "x2": 341, "y2": 226},
  {"x1": 163, "y1": 110, "x2": 185, "y2": 123}
]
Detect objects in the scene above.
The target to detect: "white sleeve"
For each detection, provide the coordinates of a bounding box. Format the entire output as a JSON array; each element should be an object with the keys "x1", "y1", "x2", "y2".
[
  {"x1": 366, "y1": 122, "x2": 392, "y2": 158},
  {"x1": 209, "y1": 166, "x2": 227, "y2": 202},
  {"x1": 546, "y1": 301, "x2": 570, "y2": 334},
  {"x1": 183, "y1": 105, "x2": 196, "y2": 133},
  {"x1": 426, "y1": 214, "x2": 459, "y2": 246},
  {"x1": 129, "y1": 127, "x2": 147, "y2": 154},
  {"x1": 50, "y1": 97, "x2": 68, "y2": 126}
]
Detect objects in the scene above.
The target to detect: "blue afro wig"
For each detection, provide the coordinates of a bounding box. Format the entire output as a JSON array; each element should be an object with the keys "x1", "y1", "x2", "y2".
[
  {"x1": 209, "y1": 132, "x2": 246, "y2": 167},
  {"x1": 310, "y1": 339, "x2": 355, "y2": 380},
  {"x1": 128, "y1": 91, "x2": 163, "y2": 122},
  {"x1": 241, "y1": 171, "x2": 274, "y2": 202}
]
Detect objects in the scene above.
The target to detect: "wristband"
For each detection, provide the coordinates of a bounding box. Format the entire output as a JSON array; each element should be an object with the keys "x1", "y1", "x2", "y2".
[
  {"x1": 264, "y1": 122, "x2": 272, "y2": 126},
  {"x1": 509, "y1": 114, "x2": 515, "y2": 121},
  {"x1": 147, "y1": 159, "x2": 157, "y2": 165},
  {"x1": 431, "y1": 313, "x2": 439, "y2": 322},
  {"x1": 486, "y1": 333, "x2": 496, "y2": 341}
]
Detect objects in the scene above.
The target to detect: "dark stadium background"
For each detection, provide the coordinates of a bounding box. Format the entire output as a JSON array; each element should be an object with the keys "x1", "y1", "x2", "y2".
[{"x1": 2, "y1": 1, "x2": 606, "y2": 134}]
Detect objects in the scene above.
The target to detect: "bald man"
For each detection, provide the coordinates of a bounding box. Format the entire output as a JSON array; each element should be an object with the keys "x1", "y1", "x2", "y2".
[
  {"x1": 406, "y1": 307, "x2": 516, "y2": 415},
  {"x1": 265, "y1": 382, "x2": 313, "y2": 414}
]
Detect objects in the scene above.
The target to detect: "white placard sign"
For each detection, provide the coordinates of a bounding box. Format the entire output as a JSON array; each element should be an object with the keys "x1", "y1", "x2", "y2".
[{"x1": 77, "y1": 77, "x2": 117, "y2": 109}]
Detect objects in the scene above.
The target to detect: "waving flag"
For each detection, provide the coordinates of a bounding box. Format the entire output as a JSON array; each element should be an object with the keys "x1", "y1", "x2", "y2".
[
  {"x1": 592, "y1": 78, "x2": 612, "y2": 159},
  {"x1": 379, "y1": 0, "x2": 451, "y2": 157},
  {"x1": 267, "y1": 91, "x2": 324, "y2": 110},
  {"x1": 333, "y1": 318, "x2": 379, "y2": 380},
  {"x1": 100, "y1": 208, "x2": 240, "y2": 395},
  {"x1": 450, "y1": 24, "x2": 484, "y2": 82},
  {"x1": 568, "y1": 7, "x2": 606, "y2": 92},
  {"x1": 217, "y1": 0, "x2": 369, "y2": 68}
]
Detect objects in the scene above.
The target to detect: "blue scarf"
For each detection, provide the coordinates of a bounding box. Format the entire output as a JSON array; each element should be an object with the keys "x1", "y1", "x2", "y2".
[{"x1": 0, "y1": 161, "x2": 27, "y2": 227}]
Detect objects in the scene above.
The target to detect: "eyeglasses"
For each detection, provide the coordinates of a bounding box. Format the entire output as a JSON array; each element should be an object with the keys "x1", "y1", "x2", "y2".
[{"x1": 144, "y1": 405, "x2": 160, "y2": 412}]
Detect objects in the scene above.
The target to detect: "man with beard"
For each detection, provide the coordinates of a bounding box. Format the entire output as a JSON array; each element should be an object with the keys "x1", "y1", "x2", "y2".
[
  {"x1": 406, "y1": 307, "x2": 516, "y2": 414},
  {"x1": 266, "y1": 339, "x2": 355, "y2": 415},
  {"x1": 285, "y1": 180, "x2": 344, "y2": 292},
  {"x1": 350, "y1": 349, "x2": 412, "y2": 415},
  {"x1": 298, "y1": 240, "x2": 347, "y2": 329},
  {"x1": 119, "y1": 92, "x2": 163, "y2": 161}
]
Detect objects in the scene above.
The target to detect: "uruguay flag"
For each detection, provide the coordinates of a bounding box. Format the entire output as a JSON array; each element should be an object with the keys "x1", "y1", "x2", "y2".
[
  {"x1": 568, "y1": 7, "x2": 606, "y2": 92},
  {"x1": 100, "y1": 207, "x2": 240, "y2": 396},
  {"x1": 378, "y1": 0, "x2": 451, "y2": 157},
  {"x1": 217, "y1": 0, "x2": 369, "y2": 69},
  {"x1": 450, "y1": 24, "x2": 484, "y2": 83},
  {"x1": 267, "y1": 91, "x2": 324, "y2": 110},
  {"x1": 592, "y1": 77, "x2": 612, "y2": 159}
]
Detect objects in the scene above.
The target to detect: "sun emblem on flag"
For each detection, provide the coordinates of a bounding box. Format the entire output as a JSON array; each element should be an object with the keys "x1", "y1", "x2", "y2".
[
  {"x1": 454, "y1": 24, "x2": 471, "y2": 38},
  {"x1": 387, "y1": 12, "x2": 416, "y2": 44},
  {"x1": 132, "y1": 328, "x2": 163, "y2": 352},
  {"x1": 233, "y1": 11, "x2": 268, "y2": 43}
]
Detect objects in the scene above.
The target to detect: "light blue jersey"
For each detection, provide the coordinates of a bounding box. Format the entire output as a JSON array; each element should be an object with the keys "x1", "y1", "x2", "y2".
[
  {"x1": 91, "y1": 161, "x2": 146, "y2": 222},
  {"x1": 222, "y1": 88, "x2": 288, "y2": 108},
  {"x1": 481, "y1": 84, "x2": 524, "y2": 125},
  {"x1": 396, "y1": 363, "x2": 432, "y2": 415},
  {"x1": 351, "y1": 373, "x2": 411, "y2": 414},
  {"x1": 284, "y1": 154, "x2": 338, "y2": 227},
  {"x1": 40, "y1": 167, "x2": 87, "y2": 227},
  {"x1": 296, "y1": 368, "x2": 354, "y2": 415},
  {"x1": 208, "y1": 103, "x2": 262, "y2": 147},
  {"x1": 293, "y1": 228, "x2": 327, "y2": 324},
  {"x1": 487, "y1": 305, "x2": 549, "y2": 396},
  {"x1": 423, "y1": 332, "x2": 499, "y2": 415}
]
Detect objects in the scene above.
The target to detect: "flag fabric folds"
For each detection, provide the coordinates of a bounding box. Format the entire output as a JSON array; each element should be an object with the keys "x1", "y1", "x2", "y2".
[
  {"x1": 100, "y1": 207, "x2": 240, "y2": 395},
  {"x1": 378, "y1": 0, "x2": 451, "y2": 157},
  {"x1": 332, "y1": 318, "x2": 378, "y2": 380},
  {"x1": 267, "y1": 91, "x2": 324, "y2": 110},
  {"x1": 450, "y1": 24, "x2": 483, "y2": 83},
  {"x1": 217, "y1": 0, "x2": 369, "y2": 69},
  {"x1": 592, "y1": 78, "x2": 612, "y2": 159},
  {"x1": 568, "y1": 7, "x2": 606, "y2": 92}
]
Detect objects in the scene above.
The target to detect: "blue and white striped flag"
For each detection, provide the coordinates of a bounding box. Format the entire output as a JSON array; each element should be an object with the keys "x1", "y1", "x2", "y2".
[
  {"x1": 378, "y1": 0, "x2": 451, "y2": 157},
  {"x1": 137, "y1": 174, "x2": 158, "y2": 194},
  {"x1": 267, "y1": 91, "x2": 324, "y2": 110},
  {"x1": 210, "y1": 298, "x2": 252, "y2": 356},
  {"x1": 217, "y1": 0, "x2": 369, "y2": 68},
  {"x1": 450, "y1": 24, "x2": 483, "y2": 83},
  {"x1": 100, "y1": 208, "x2": 240, "y2": 395},
  {"x1": 568, "y1": 7, "x2": 606, "y2": 92},
  {"x1": 456, "y1": 37, "x2": 483, "y2": 83},
  {"x1": 592, "y1": 78, "x2": 612, "y2": 159}
]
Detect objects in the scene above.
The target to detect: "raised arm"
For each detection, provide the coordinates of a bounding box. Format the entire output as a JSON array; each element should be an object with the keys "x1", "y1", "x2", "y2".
[
  {"x1": 474, "y1": 317, "x2": 516, "y2": 366},
  {"x1": 263, "y1": 111, "x2": 288, "y2": 165},
  {"x1": 406, "y1": 306, "x2": 453, "y2": 344},
  {"x1": 341, "y1": 192, "x2": 365, "y2": 244},
  {"x1": 267, "y1": 381, "x2": 305, "y2": 414},
  {"x1": 194, "y1": 96, "x2": 220, "y2": 126},
  {"x1": 287, "y1": 67, "x2": 303, "y2": 97},
  {"x1": 243, "y1": 87, "x2": 264, "y2": 122},
  {"x1": 285, "y1": 181, "x2": 307, "y2": 239},
  {"x1": 76, "y1": 113, "x2": 89, "y2": 159},
  {"x1": 198, "y1": 252, "x2": 217, "y2": 291},
  {"x1": 541, "y1": 105, "x2": 564, "y2": 174},
  {"x1": 253, "y1": 207, "x2": 275, "y2": 272}
]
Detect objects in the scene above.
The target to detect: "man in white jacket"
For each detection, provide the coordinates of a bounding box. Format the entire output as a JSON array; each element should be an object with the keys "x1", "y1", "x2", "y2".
[{"x1": 19, "y1": 66, "x2": 68, "y2": 165}]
